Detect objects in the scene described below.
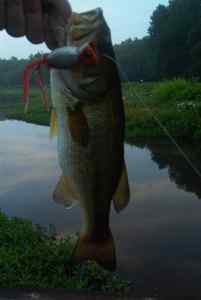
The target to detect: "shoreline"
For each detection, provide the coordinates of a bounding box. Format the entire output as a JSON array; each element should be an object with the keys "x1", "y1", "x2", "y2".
[{"x1": 1, "y1": 80, "x2": 201, "y2": 141}]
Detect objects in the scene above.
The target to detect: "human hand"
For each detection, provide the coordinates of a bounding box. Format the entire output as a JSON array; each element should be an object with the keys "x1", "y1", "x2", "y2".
[{"x1": 0, "y1": 0, "x2": 72, "y2": 49}]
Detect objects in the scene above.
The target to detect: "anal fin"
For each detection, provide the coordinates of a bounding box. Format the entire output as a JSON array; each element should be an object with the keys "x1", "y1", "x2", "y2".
[{"x1": 53, "y1": 175, "x2": 80, "y2": 209}]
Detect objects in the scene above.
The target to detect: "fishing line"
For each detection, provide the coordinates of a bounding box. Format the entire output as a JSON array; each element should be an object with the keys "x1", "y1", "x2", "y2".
[{"x1": 104, "y1": 54, "x2": 201, "y2": 180}]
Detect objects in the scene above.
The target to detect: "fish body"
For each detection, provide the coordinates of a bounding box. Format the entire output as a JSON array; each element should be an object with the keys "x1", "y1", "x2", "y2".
[{"x1": 50, "y1": 8, "x2": 130, "y2": 270}]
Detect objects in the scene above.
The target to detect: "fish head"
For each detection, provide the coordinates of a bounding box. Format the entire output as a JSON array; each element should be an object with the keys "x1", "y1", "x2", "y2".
[
  {"x1": 68, "y1": 8, "x2": 114, "y2": 57},
  {"x1": 49, "y1": 7, "x2": 115, "y2": 67},
  {"x1": 50, "y1": 7, "x2": 116, "y2": 105}
]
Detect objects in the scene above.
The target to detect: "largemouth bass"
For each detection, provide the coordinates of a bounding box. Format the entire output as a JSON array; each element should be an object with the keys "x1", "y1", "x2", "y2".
[{"x1": 50, "y1": 8, "x2": 130, "y2": 270}]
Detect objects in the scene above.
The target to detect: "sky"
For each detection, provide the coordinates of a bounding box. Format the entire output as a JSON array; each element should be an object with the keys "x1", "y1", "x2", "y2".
[{"x1": 0, "y1": 0, "x2": 169, "y2": 59}]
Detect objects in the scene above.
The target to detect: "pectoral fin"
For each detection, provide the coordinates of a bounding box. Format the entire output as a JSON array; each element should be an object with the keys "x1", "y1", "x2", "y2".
[
  {"x1": 53, "y1": 175, "x2": 80, "y2": 209},
  {"x1": 68, "y1": 109, "x2": 89, "y2": 147},
  {"x1": 113, "y1": 163, "x2": 130, "y2": 213},
  {"x1": 50, "y1": 109, "x2": 58, "y2": 138}
]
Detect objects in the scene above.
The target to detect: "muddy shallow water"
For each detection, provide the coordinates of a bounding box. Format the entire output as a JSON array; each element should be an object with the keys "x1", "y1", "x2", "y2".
[{"x1": 1, "y1": 120, "x2": 201, "y2": 297}]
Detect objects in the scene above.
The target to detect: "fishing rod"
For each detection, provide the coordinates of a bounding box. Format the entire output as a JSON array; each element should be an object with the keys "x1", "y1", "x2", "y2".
[{"x1": 104, "y1": 54, "x2": 201, "y2": 180}]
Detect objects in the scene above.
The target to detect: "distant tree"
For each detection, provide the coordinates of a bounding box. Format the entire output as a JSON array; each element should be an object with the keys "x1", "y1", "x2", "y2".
[
  {"x1": 114, "y1": 37, "x2": 158, "y2": 81},
  {"x1": 1, "y1": 0, "x2": 201, "y2": 85},
  {"x1": 0, "y1": 53, "x2": 50, "y2": 87},
  {"x1": 149, "y1": 0, "x2": 201, "y2": 79}
]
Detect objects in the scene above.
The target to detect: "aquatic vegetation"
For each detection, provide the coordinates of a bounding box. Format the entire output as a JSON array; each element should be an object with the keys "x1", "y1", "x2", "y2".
[{"x1": 0, "y1": 211, "x2": 130, "y2": 292}]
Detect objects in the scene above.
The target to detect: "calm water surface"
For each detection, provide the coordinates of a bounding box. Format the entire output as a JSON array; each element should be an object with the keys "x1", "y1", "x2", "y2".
[{"x1": 1, "y1": 120, "x2": 201, "y2": 297}]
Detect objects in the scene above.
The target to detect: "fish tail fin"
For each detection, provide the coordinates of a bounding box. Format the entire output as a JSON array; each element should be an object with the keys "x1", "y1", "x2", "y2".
[{"x1": 72, "y1": 230, "x2": 116, "y2": 271}]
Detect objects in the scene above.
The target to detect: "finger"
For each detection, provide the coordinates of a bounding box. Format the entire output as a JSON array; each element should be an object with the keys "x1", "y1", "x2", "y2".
[
  {"x1": 41, "y1": 0, "x2": 71, "y2": 49},
  {"x1": 6, "y1": 0, "x2": 25, "y2": 37},
  {"x1": 0, "y1": 0, "x2": 5, "y2": 30},
  {"x1": 43, "y1": 14, "x2": 58, "y2": 50},
  {"x1": 45, "y1": 0, "x2": 72, "y2": 21},
  {"x1": 23, "y1": 0, "x2": 44, "y2": 44},
  {"x1": 48, "y1": 11, "x2": 66, "y2": 47}
]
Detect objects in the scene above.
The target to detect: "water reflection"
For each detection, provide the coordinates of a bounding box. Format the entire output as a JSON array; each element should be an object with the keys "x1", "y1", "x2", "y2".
[
  {"x1": 116, "y1": 140, "x2": 201, "y2": 297},
  {"x1": 132, "y1": 138, "x2": 201, "y2": 199},
  {"x1": 1, "y1": 120, "x2": 201, "y2": 296},
  {"x1": 0, "y1": 120, "x2": 82, "y2": 233}
]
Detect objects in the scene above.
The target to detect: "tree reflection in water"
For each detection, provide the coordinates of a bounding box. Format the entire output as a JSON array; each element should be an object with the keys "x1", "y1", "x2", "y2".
[{"x1": 129, "y1": 138, "x2": 201, "y2": 199}]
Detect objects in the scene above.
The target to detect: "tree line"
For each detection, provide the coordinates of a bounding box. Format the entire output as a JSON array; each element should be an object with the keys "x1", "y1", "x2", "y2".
[
  {"x1": 115, "y1": 0, "x2": 201, "y2": 81},
  {"x1": 0, "y1": 0, "x2": 200, "y2": 85},
  {"x1": 0, "y1": 54, "x2": 49, "y2": 87}
]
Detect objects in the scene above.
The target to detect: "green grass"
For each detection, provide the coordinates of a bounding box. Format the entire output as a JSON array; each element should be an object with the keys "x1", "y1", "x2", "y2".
[
  {"x1": 0, "y1": 211, "x2": 130, "y2": 292},
  {"x1": 124, "y1": 79, "x2": 201, "y2": 140},
  {"x1": 151, "y1": 79, "x2": 201, "y2": 104},
  {"x1": 0, "y1": 87, "x2": 50, "y2": 125}
]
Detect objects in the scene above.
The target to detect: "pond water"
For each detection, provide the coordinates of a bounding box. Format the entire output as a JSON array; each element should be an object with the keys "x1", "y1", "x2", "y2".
[{"x1": 1, "y1": 120, "x2": 201, "y2": 297}]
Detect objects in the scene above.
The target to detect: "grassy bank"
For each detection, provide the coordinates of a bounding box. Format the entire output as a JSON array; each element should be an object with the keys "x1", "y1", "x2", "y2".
[
  {"x1": 0, "y1": 87, "x2": 50, "y2": 125},
  {"x1": 1, "y1": 79, "x2": 201, "y2": 140},
  {"x1": 125, "y1": 79, "x2": 201, "y2": 140},
  {"x1": 0, "y1": 211, "x2": 130, "y2": 292}
]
